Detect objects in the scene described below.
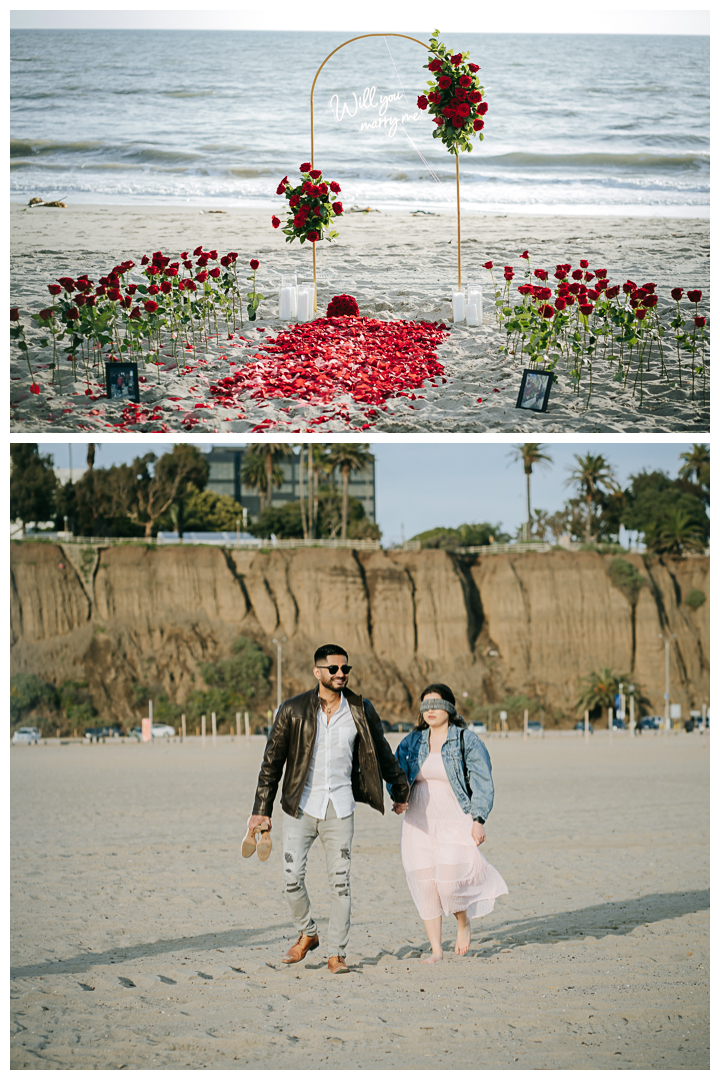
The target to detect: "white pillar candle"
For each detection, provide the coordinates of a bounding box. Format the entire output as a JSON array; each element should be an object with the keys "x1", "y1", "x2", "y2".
[
  {"x1": 467, "y1": 287, "x2": 483, "y2": 324},
  {"x1": 279, "y1": 286, "x2": 293, "y2": 321},
  {"x1": 297, "y1": 290, "x2": 311, "y2": 322},
  {"x1": 298, "y1": 284, "x2": 315, "y2": 318},
  {"x1": 452, "y1": 292, "x2": 465, "y2": 322},
  {"x1": 466, "y1": 302, "x2": 479, "y2": 325},
  {"x1": 290, "y1": 286, "x2": 298, "y2": 319}
]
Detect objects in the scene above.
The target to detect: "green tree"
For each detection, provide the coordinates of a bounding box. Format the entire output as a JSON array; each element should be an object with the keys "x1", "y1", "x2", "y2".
[
  {"x1": 107, "y1": 445, "x2": 209, "y2": 540},
  {"x1": 181, "y1": 490, "x2": 246, "y2": 532},
  {"x1": 546, "y1": 508, "x2": 570, "y2": 545},
  {"x1": 10, "y1": 673, "x2": 58, "y2": 728},
  {"x1": 621, "y1": 470, "x2": 709, "y2": 549},
  {"x1": 575, "y1": 668, "x2": 649, "y2": 719},
  {"x1": 248, "y1": 492, "x2": 377, "y2": 541},
  {"x1": 183, "y1": 638, "x2": 271, "y2": 728},
  {"x1": 509, "y1": 444, "x2": 553, "y2": 541},
  {"x1": 411, "y1": 522, "x2": 509, "y2": 550},
  {"x1": 244, "y1": 443, "x2": 294, "y2": 511},
  {"x1": 607, "y1": 558, "x2": 646, "y2": 670},
  {"x1": 645, "y1": 510, "x2": 706, "y2": 556},
  {"x1": 10, "y1": 444, "x2": 57, "y2": 534},
  {"x1": 325, "y1": 444, "x2": 374, "y2": 540},
  {"x1": 685, "y1": 589, "x2": 706, "y2": 611},
  {"x1": 678, "y1": 443, "x2": 709, "y2": 496},
  {"x1": 566, "y1": 453, "x2": 618, "y2": 543}
]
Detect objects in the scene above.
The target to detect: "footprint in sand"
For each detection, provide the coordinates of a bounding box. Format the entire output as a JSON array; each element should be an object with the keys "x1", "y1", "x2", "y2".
[
  {"x1": 158, "y1": 975, "x2": 177, "y2": 985},
  {"x1": 118, "y1": 977, "x2": 136, "y2": 988}
]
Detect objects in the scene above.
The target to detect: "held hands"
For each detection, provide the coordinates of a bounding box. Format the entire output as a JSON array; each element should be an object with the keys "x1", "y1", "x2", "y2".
[
  {"x1": 471, "y1": 821, "x2": 486, "y2": 845},
  {"x1": 392, "y1": 803, "x2": 408, "y2": 815}
]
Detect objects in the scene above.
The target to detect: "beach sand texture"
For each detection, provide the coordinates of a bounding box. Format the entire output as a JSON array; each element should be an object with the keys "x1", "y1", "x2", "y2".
[
  {"x1": 11, "y1": 732, "x2": 709, "y2": 1070},
  {"x1": 10, "y1": 205, "x2": 710, "y2": 433}
]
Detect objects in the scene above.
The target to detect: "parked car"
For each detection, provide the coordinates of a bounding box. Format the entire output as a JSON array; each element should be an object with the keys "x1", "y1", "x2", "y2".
[
  {"x1": 84, "y1": 724, "x2": 126, "y2": 742},
  {"x1": 128, "y1": 724, "x2": 175, "y2": 740},
  {"x1": 611, "y1": 717, "x2": 627, "y2": 730},
  {"x1": 639, "y1": 716, "x2": 663, "y2": 731},
  {"x1": 574, "y1": 721, "x2": 594, "y2": 733},
  {"x1": 12, "y1": 727, "x2": 40, "y2": 745},
  {"x1": 526, "y1": 721, "x2": 544, "y2": 735},
  {"x1": 468, "y1": 722, "x2": 488, "y2": 734},
  {"x1": 151, "y1": 724, "x2": 176, "y2": 738},
  {"x1": 388, "y1": 721, "x2": 415, "y2": 733},
  {"x1": 379, "y1": 720, "x2": 392, "y2": 733}
]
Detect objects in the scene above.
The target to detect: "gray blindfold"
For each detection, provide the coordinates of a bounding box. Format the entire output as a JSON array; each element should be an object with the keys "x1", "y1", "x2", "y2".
[{"x1": 420, "y1": 699, "x2": 457, "y2": 717}]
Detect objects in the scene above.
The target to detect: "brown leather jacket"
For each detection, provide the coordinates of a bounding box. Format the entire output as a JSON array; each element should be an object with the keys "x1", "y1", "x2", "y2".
[{"x1": 252, "y1": 686, "x2": 410, "y2": 818}]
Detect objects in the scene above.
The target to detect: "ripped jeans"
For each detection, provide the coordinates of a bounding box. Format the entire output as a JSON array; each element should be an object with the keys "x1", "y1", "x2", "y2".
[{"x1": 282, "y1": 800, "x2": 354, "y2": 957}]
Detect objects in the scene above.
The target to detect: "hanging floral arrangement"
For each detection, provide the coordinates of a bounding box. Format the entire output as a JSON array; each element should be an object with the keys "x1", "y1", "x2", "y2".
[
  {"x1": 417, "y1": 30, "x2": 488, "y2": 154},
  {"x1": 272, "y1": 163, "x2": 343, "y2": 244}
]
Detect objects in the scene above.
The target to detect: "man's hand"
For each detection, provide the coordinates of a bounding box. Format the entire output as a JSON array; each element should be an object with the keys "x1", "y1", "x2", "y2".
[
  {"x1": 247, "y1": 814, "x2": 272, "y2": 833},
  {"x1": 471, "y1": 821, "x2": 486, "y2": 845},
  {"x1": 392, "y1": 802, "x2": 408, "y2": 815}
]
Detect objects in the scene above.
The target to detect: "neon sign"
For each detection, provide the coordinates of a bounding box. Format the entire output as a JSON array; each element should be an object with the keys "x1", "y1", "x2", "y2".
[{"x1": 328, "y1": 86, "x2": 421, "y2": 138}]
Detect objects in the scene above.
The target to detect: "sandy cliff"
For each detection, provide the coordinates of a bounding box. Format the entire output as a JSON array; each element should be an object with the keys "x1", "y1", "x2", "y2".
[{"x1": 10, "y1": 543, "x2": 709, "y2": 723}]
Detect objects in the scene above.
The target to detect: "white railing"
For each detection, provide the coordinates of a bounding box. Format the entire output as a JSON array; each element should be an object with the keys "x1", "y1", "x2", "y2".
[
  {"x1": 456, "y1": 541, "x2": 553, "y2": 554},
  {"x1": 15, "y1": 534, "x2": 421, "y2": 552}
]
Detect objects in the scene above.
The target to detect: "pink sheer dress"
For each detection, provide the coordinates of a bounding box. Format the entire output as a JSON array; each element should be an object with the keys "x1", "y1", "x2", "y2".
[{"x1": 401, "y1": 751, "x2": 508, "y2": 920}]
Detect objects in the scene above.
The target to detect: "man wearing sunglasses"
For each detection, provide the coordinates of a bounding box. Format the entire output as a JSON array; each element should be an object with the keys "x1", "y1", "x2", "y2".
[{"x1": 247, "y1": 643, "x2": 410, "y2": 974}]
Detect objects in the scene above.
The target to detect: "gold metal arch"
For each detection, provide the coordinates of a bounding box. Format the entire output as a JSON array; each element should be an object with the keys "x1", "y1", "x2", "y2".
[{"x1": 308, "y1": 33, "x2": 463, "y2": 308}]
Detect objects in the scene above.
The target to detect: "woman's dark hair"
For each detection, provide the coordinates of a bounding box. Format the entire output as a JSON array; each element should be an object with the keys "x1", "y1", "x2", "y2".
[{"x1": 416, "y1": 683, "x2": 466, "y2": 730}]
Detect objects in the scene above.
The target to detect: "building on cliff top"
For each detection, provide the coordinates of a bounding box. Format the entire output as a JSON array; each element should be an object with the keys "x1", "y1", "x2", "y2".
[{"x1": 205, "y1": 447, "x2": 376, "y2": 522}]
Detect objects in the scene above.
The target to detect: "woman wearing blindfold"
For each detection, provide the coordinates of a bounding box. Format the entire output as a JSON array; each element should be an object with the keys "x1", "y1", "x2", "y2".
[{"x1": 390, "y1": 683, "x2": 508, "y2": 963}]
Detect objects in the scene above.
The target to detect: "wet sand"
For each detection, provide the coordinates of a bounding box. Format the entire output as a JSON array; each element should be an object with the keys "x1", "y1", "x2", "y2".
[
  {"x1": 10, "y1": 204, "x2": 710, "y2": 433},
  {"x1": 10, "y1": 730, "x2": 709, "y2": 1069}
]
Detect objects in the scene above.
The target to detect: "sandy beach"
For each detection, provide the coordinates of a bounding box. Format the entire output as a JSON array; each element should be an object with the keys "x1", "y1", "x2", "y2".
[
  {"x1": 10, "y1": 730, "x2": 709, "y2": 1070},
  {"x1": 10, "y1": 204, "x2": 710, "y2": 434}
]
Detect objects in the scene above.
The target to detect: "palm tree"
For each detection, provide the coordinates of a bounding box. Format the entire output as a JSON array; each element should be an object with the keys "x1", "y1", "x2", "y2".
[
  {"x1": 241, "y1": 450, "x2": 273, "y2": 514},
  {"x1": 325, "y1": 444, "x2": 374, "y2": 539},
  {"x1": 87, "y1": 443, "x2": 96, "y2": 470},
  {"x1": 565, "y1": 453, "x2": 618, "y2": 543},
  {"x1": 531, "y1": 508, "x2": 551, "y2": 542},
  {"x1": 576, "y1": 668, "x2": 650, "y2": 718},
  {"x1": 645, "y1": 510, "x2": 705, "y2": 556},
  {"x1": 679, "y1": 444, "x2": 709, "y2": 494},
  {"x1": 242, "y1": 444, "x2": 293, "y2": 513},
  {"x1": 509, "y1": 444, "x2": 553, "y2": 541}
]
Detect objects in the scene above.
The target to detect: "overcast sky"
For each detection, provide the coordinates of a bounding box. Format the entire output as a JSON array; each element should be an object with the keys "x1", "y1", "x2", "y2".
[
  {"x1": 38, "y1": 440, "x2": 698, "y2": 544},
  {"x1": 10, "y1": 4, "x2": 710, "y2": 34}
]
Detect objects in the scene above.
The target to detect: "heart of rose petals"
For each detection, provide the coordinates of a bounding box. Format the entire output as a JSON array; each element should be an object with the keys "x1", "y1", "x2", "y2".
[{"x1": 208, "y1": 316, "x2": 448, "y2": 414}]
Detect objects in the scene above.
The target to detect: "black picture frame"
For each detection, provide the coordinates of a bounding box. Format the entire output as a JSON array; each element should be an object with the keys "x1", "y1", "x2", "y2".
[
  {"x1": 515, "y1": 368, "x2": 554, "y2": 412},
  {"x1": 105, "y1": 361, "x2": 140, "y2": 403}
]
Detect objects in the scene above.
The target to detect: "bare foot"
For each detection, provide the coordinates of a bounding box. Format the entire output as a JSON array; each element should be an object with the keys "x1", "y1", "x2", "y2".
[
  {"x1": 455, "y1": 917, "x2": 471, "y2": 956},
  {"x1": 419, "y1": 953, "x2": 443, "y2": 964}
]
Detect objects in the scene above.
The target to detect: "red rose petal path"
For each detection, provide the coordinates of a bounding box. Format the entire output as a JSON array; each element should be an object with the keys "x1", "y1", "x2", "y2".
[{"x1": 209, "y1": 317, "x2": 449, "y2": 424}]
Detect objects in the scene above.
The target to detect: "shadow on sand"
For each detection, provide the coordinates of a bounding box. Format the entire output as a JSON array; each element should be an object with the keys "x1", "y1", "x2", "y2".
[{"x1": 11, "y1": 889, "x2": 708, "y2": 980}]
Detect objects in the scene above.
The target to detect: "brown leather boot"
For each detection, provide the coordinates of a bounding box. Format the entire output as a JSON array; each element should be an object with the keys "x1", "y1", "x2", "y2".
[
  {"x1": 328, "y1": 955, "x2": 350, "y2": 974},
  {"x1": 281, "y1": 933, "x2": 319, "y2": 964}
]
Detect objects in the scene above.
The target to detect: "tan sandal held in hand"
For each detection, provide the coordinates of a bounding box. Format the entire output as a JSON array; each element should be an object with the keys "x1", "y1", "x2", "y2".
[
  {"x1": 241, "y1": 828, "x2": 258, "y2": 859},
  {"x1": 256, "y1": 825, "x2": 272, "y2": 861}
]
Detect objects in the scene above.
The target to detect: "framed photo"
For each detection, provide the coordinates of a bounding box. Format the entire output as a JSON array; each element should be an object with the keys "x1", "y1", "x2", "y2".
[
  {"x1": 105, "y1": 361, "x2": 140, "y2": 403},
  {"x1": 516, "y1": 368, "x2": 553, "y2": 413}
]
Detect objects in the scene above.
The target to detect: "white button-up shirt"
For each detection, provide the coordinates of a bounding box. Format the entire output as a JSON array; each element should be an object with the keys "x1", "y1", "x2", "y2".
[{"x1": 299, "y1": 693, "x2": 357, "y2": 819}]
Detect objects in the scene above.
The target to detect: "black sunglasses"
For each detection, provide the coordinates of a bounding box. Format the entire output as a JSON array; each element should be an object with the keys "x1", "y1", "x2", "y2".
[{"x1": 316, "y1": 664, "x2": 352, "y2": 675}]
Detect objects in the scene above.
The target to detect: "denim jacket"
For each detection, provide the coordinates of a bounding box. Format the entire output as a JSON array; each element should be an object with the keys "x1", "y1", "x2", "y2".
[{"x1": 388, "y1": 724, "x2": 494, "y2": 821}]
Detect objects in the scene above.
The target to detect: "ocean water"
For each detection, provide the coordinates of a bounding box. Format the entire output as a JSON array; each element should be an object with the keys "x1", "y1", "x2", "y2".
[{"x1": 10, "y1": 29, "x2": 709, "y2": 217}]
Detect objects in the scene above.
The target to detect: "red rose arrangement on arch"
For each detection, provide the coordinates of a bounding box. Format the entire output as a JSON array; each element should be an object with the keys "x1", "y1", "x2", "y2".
[
  {"x1": 273, "y1": 163, "x2": 343, "y2": 245},
  {"x1": 417, "y1": 30, "x2": 488, "y2": 154}
]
